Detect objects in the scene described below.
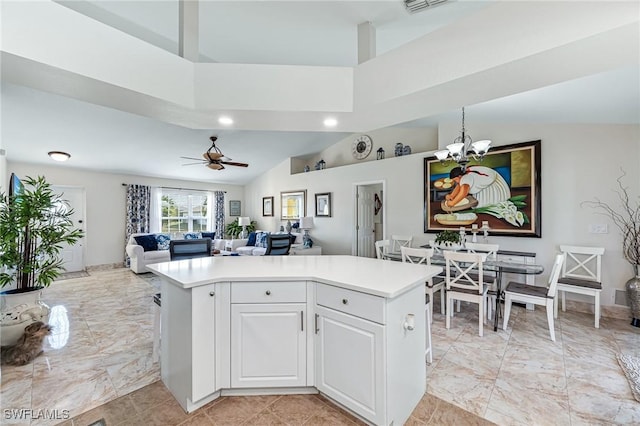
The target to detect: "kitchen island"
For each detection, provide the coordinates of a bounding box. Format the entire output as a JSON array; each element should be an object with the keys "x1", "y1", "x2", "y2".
[{"x1": 147, "y1": 255, "x2": 442, "y2": 426}]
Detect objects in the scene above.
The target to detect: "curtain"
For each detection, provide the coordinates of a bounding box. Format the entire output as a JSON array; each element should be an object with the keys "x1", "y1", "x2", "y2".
[
  {"x1": 149, "y1": 187, "x2": 162, "y2": 233},
  {"x1": 214, "y1": 191, "x2": 225, "y2": 238},
  {"x1": 125, "y1": 184, "x2": 151, "y2": 266}
]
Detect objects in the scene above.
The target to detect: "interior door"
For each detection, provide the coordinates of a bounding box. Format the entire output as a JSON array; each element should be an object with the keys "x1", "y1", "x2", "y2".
[
  {"x1": 356, "y1": 185, "x2": 376, "y2": 258},
  {"x1": 53, "y1": 186, "x2": 85, "y2": 272}
]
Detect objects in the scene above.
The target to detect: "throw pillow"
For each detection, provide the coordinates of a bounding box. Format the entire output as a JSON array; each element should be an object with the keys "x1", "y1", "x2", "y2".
[
  {"x1": 155, "y1": 233, "x2": 171, "y2": 251},
  {"x1": 184, "y1": 232, "x2": 202, "y2": 240},
  {"x1": 201, "y1": 231, "x2": 215, "y2": 239},
  {"x1": 247, "y1": 232, "x2": 257, "y2": 247},
  {"x1": 134, "y1": 235, "x2": 158, "y2": 252},
  {"x1": 255, "y1": 232, "x2": 269, "y2": 248}
]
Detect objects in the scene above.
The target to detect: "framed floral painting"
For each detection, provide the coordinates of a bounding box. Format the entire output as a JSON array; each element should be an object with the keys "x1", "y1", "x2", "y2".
[{"x1": 424, "y1": 140, "x2": 541, "y2": 237}]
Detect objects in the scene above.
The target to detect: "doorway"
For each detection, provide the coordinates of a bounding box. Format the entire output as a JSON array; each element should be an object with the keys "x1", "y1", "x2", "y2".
[
  {"x1": 353, "y1": 181, "x2": 385, "y2": 258},
  {"x1": 52, "y1": 186, "x2": 86, "y2": 272}
]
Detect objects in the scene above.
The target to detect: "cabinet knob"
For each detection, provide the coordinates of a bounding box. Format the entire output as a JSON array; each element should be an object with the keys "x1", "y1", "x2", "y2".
[
  {"x1": 266, "y1": 290, "x2": 271, "y2": 296},
  {"x1": 209, "y1": 291, "x2": 215, "y2": 297},
  {"x1": 342, "y1": 299, "x2": 348, "y2": 305}
]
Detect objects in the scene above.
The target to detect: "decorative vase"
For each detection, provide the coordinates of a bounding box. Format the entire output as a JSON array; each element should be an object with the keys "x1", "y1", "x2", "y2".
[
  {"x1": 285, "y1": 220, "x2": 292, "y2": 233},
  {"x1": 0, "y1": 287, "x2": 50, "y2": 346},
  {"x1": 394, "y1": 143, "x2": 404, "y2": 157},
  {"x1": 626, "y1": 264, "x2": 640, "y2": 328},
  {"x1": 403, "y1": 145, "x2": 412, "y2": 155}
]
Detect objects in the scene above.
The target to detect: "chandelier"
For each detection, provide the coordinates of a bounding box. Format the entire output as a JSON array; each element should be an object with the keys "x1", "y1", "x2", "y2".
[{"x1": 434, "y1": 107, "x2": 491, "y2": 171}]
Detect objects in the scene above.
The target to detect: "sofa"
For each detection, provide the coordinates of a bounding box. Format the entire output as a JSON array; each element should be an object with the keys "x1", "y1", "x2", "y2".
[
  {"x1": 126, "y1": 231, "x2": 220, "y2": 273},
  {"x1": 234, "y1": 232, "x2": 302, "y2": 256}
]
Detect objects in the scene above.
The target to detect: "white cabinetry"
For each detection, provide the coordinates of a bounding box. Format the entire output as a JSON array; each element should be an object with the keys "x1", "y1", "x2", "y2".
[
  {"x1": 314, "y1": 282, "x2": 425, "y2": 426},
  {"x1": 230, "y1": 281, "x2": 307, "y2": 388},
  {"x1": 161, "y1": 282, "x2": 217, "y2": 411},
  {"x1": 315, "y1": 305, "x2": 385, "y2": 425}
]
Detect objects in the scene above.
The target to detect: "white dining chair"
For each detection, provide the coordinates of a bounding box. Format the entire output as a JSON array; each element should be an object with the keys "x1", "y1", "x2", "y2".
[
  {"x1": 444, "y1": 251, "x2": 489, "y2": 337},
  {"x1": 375, "y1": 239, "x2": 391, "y2": 259},
  {"x1": 391, "y1": 235, "x2": 413, "y2": 253},
  {"x1": 401, "y1": 246, "x2": 445, "y2": 323},
  {"x1": 556, "y1": 245, "x2": 605, "y2": 328},
  {"x1": 503, "y1": 253, "x2": 564, "y2": 341},
  {"x1": 465, "y1": 242, "x2": 500, "y2": 319}
]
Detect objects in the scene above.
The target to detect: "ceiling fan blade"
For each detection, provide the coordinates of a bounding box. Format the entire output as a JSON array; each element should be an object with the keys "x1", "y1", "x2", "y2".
[
  {"x1": 219, "y1": 161, "x2": 249, "y2": 168},
  {"x1": 182, "y1": 162, "x2": 207, "y2": 166},
  {"x1": 180, "y1": 156, "x2": 206, "y2": 161}
]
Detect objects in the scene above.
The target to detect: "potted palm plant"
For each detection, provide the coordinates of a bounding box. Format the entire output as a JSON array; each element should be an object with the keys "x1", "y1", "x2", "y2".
[{"x1": 0, "y1": 175, "x2": 84, "y2": 345}]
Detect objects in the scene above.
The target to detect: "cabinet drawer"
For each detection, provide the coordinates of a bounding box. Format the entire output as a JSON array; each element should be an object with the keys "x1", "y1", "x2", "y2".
[
  {"x1": 316, "y1": 283, "x2": 385, "y2": 324},
  {"x1": 231, "y1": 281, "x2": 306, "y2": 304}
]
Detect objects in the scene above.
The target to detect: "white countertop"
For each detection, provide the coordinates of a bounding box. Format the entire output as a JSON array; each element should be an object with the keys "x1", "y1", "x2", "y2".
[{"x1": 146, "y1": 255, "x2": 442, "y2": 299}]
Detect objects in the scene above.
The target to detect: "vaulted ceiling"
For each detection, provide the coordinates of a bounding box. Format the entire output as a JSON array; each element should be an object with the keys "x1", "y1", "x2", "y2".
[{"x1": 1, "y1": 0, "x2": 638, "y2": 184}]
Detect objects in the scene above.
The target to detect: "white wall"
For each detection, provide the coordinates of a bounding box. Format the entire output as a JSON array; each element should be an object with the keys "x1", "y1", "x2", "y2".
[
  {"x1": 6, "y1": 162, "x2": 244, "y2": 267},
  {"x1": 245, "y1": 123, "x2": 639, "y2": 308}
]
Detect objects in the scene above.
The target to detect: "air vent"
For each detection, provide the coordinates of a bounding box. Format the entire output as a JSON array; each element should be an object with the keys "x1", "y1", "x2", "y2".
[
  {"x1": 615, "y1": 289, "x2": 630, "y2": 306},
  {"x1": 404, "y1": 0, "x2": 450, "y2": 14}
]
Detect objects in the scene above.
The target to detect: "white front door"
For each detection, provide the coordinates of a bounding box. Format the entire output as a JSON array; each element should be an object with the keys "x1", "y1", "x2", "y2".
[
  {"x1": 356, "y1": 185, "x2": 377, "y2": 258},
  {"x1": 53, "y1": 186, "x2": 85, "y2": 272}
]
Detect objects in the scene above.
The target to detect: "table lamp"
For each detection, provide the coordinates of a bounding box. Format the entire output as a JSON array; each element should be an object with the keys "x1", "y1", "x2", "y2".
[
  {"x1": 238, "y1": 217, "x2": 250, "y2": 239},
  {"x1": 299, "y1": 216, "x2": 314, "y2": 248}
]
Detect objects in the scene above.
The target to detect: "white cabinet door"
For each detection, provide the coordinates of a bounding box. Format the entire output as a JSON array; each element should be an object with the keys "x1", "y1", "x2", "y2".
[
  {"x1": 231, "y1": 303, "x2": 306, "y2": 388},
  {"x1": 191, "y1": 284, "x2": 217, "y2": 402},
  {"x1": 315, "y1": 305, "x2": 385, "y2": 425}
]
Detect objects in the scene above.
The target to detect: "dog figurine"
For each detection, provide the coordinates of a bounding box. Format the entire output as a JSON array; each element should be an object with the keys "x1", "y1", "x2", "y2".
[{"x1": 1, "y1": 321, "x2": 53, "y2": 366}]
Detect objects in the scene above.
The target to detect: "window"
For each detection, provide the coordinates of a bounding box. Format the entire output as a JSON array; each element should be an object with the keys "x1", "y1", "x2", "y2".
[{"x1": 160, "y1": 191, "x2": 211, "y2": 233}]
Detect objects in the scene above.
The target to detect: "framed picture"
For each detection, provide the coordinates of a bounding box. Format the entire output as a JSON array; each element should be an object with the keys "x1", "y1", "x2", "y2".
[
  {"x1": 263, "y1": 196, "x2": 274, "y2": 216},
  {"x1": 315, "y1": 193, "x2": 332, "y2": 217},
  {"x1": 281, "y1": 190, "x2": 307, "y2": 220},
  {"x1": 424, "y1": 140, "x2": 541, "y2": 237},
  {"x1": 229, "y1": 200, "x2": 241, "y2": 216}
]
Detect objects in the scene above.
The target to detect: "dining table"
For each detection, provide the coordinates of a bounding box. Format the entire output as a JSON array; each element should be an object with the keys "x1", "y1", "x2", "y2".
[{"x1": 383, "y1": 247, "x2": 545, "y2": 331}]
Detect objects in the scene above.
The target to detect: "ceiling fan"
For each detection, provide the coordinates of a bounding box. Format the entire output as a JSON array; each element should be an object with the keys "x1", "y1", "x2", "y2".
[{"x1": 181, "y1": 136, "x2": 249, "y2": 170}]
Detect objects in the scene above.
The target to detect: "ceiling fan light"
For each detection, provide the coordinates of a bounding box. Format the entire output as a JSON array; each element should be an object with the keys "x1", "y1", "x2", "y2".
[
  {"x1": 48, "y1": 151, "x2": 71, "y2": 162},
  {"x1": 207, "y1": 163, "x2": 223, "y2": 170}
]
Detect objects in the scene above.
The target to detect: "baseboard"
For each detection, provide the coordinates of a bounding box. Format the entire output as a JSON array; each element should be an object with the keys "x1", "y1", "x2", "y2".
[
  {"x1": 86, "y1": 262, "x2": 125, "y2": 272},
  {"x1": 563, "y1": 299, "x2": 630, "y2": 321}
]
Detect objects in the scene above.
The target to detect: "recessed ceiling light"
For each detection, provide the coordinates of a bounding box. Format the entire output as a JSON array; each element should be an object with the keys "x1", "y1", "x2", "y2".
[
  {"x1": 219, "y1": 116, "x2": 234, "y2": 125},
  {"x1": 48, "y1": 151, "x2": 71, "y2": 162},
  {"x1": 323, "y1": 118, "x2": 338, "y2": 127}
]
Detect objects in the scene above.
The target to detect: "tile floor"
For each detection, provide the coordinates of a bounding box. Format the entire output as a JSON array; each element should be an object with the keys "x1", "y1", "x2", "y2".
[{"x1": 1, "y1": 268, "x2": 638, "y2": 425}]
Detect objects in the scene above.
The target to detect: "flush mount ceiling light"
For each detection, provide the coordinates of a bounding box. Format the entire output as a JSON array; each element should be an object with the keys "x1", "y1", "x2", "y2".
[
  {"x1": 323, "y1": 118, "x2": 338, "y2": 127},
  {"x1": 48, "y1": 151, "x2": 71, "y2": 162},
  {"x1": 218, "y1": 116, "x2": 234, "y2": 125},
  {"x1": 434, "y1": 107, "x2": 491, "y2": 172}
]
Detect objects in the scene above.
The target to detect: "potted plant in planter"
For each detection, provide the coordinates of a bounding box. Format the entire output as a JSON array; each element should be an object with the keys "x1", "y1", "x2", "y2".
[
  {"x1": 0, "y1": 175, "x2": 84, "y2": 345},
  {"x1": 432, "y1": 229, "x2": 464, "y2": 250},
  {"x1": 583, "y1": 171, "x2": 640, "y2": 327},
  {"x1": 224, "y1": 218, "x2": 256, "y2": 239}
]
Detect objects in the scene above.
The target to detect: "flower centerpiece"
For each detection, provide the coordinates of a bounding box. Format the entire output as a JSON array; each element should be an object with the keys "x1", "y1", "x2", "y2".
[
  {"x1": 582, "y1": 170, "x2": 640, "y2": 327},
  {"x1": 0, "y1": 175, "x2": 84, "y2": 344}
]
